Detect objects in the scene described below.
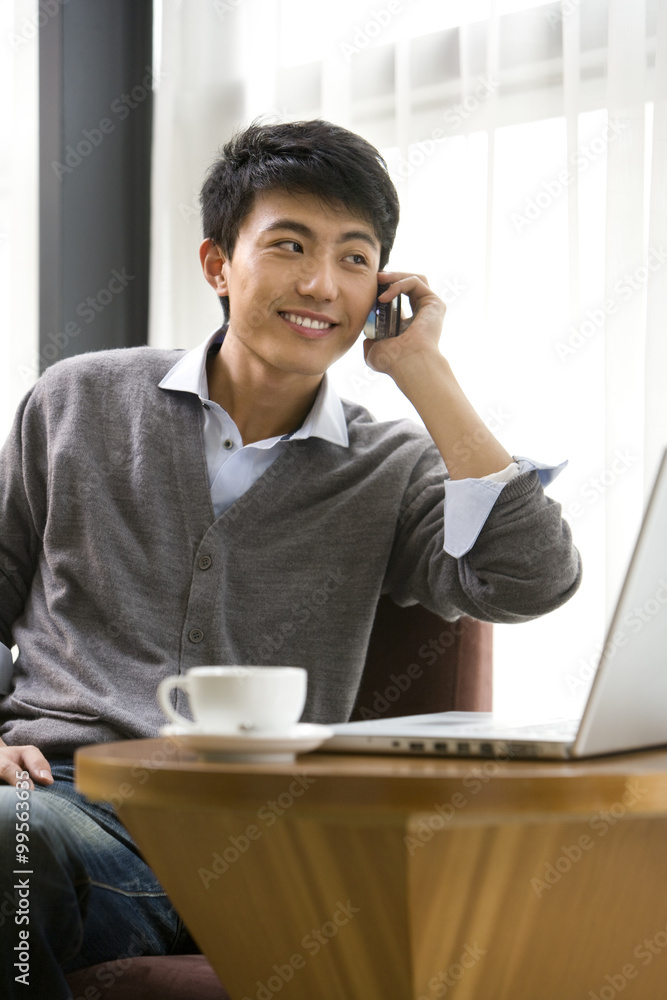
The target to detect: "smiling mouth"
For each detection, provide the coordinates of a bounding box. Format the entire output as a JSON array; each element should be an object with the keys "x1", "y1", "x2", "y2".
[{"x1": 279, "y1": 312, "x2": 337, "y2": 331}]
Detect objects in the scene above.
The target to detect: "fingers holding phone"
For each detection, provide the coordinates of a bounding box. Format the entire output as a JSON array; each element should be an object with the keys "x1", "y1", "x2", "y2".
[
  {"x1": 363, "y1": 283, "x2": 407, "y2": 340},
  {"x1": 363, "y1": 271, "x2": 446, "y2": 375}
]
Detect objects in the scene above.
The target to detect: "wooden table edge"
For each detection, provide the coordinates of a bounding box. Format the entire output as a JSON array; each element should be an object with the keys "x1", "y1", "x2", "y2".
[{"x1": 74, "y1": 739, "x2": 667, "y2": 820}]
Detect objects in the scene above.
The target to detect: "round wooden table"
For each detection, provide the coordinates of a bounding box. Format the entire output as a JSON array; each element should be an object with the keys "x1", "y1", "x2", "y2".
[{"x1": 76, "y1": 739, "x2": 667, "y2": 1000}]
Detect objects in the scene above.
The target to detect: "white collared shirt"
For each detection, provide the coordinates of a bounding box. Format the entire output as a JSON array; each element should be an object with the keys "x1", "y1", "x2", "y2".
[
  {"x1": 158, "y1": 330, "x2": 564, "y2": 546},
  {"x1": 158, "y1": 330, "x2": 349, "y2": 518}
]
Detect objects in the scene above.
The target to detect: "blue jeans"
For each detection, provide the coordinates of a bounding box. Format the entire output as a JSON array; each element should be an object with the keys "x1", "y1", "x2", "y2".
[{"x1": 0, "y1": 755, "x2": 198, "y2": 1000}]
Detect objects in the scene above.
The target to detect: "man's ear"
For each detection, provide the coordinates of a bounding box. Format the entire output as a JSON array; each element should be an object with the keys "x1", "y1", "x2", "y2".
[{"x1": 199, "y1": 239, "x2": 229, "y2": 296}]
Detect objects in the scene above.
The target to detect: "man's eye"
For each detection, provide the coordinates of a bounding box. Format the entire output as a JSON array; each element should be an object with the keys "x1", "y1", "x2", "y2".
[
  {"x1": 344, "y1": 253, "x2": 368, "y2": 265},
  {"x1": 275, "y1": 240, "x2": 303, "y2": 253}
]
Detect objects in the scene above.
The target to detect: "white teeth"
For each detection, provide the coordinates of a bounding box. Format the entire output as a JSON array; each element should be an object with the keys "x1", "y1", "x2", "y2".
[{"x1": 281, "y1": 312, "x2": 333, "y2": 330}]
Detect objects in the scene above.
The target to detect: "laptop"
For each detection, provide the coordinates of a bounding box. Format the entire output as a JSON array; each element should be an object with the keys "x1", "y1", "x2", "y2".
[{"x1": 324, "y1": 448, "x2": 667, "y2": 760}]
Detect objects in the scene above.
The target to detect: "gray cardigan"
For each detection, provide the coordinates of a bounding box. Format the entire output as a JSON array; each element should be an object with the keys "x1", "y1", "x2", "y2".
[{"x1": 0, "y1": 348, "x2": 581, "y2": 752}]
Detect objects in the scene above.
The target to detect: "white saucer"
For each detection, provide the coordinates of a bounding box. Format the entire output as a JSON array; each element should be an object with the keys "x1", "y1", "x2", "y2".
[{"x1": 159, "y1": 722, "x2": 334, "y2": 762}]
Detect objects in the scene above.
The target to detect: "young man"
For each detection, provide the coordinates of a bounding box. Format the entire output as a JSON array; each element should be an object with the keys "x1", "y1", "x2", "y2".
[{"x1": 0, "y1": 119, "x2": 581, "y2": 995}]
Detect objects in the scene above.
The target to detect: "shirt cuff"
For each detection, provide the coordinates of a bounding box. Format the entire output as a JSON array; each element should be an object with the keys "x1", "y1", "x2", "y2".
[
  {"x1": 443, "y1": 456, "x2": 568, "y2": 558},
  {"x1": 0, "y1": 642, "x2": 13, "y2": 695}
]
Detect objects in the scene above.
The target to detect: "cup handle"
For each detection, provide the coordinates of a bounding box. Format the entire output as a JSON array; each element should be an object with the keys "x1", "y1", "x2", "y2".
[{"x1": 157, "y1": 675, "x2": 197, "y2": 729}]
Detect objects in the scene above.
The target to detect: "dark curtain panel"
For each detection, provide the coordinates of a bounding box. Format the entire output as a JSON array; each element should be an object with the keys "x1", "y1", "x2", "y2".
[{"x1": 39, "y1": 0, "x2": 153, "y2": 371}]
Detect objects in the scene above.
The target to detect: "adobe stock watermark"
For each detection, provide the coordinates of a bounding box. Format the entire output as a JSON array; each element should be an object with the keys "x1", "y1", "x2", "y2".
[
  {"x1": 18, "y1": 267, "x2": 135, "y2": 385},
  {"x1": 98, "y1": 736, "x2": 186, "y2": 814},
  {"x1": 586, "y1": 927, "x2": 667, "y2": 1000},
  {"x1": 416, "y1": 942, "x2": 487, "y2": 1000},
  {"x1": 450, "y1": 403, "x2": 512, "y2": 466},
  {"x1": 530, "y1": 778, "x2": 646, "y2": 898},
  {"x1": 565, "y1": 577, "x2": 667, "y2": 696},
  {"x1": 586, "y1": 918, "x2": 667, "y2": 1000},
  {"x1": 394, "y1": 77, "x2": 497, "y2": 180},
  {"x1": 555, "y1": 247, "x2": 667, "y2": 361},
  {"x1": 7, "y1": 0, "x2": 70, "y2": 50},
  {"x1": 212, "y1": 0, "x2": 244, "y2": 20},
  {"x1": 391, "y1": 402, "x2": 512, "y2": 531},
  {"x1": 357, "y1": 617, "x2": 481, "y2": 720},
  {"x1": 340, "y1": 1, "x2": 404, "y2": 63},
  {"x1": 559, "y1": 448, "x2": 638, "y2": 524},
  {"x1": 0, "y1": 743, "x2": 184, "y2": 951},
  {"x1": 441, "y1": 76, "x2": 498, "y2": 133},
  {"x1": 545, "y1": 0, "x2": 586, "y2": 29},
  {"x1": 564, "y1": 640, "x2": 604, "y2": 698},
  {"x1": 68, "y1": 930, "x2": 155, "y2": 1000},
  {"x1": 51, "y1": 67, "x2": 164, "y2": 181},
  {"x1": 241, "y1": 899, "x2": 360, "y2": 1000},
  {"x1": 12, "y1": 772, "x2": 32, "y2": 987},
  {"x1": 197, "y1": 774, "x2": 318, "y2": 888},
  {"x1": 511, "y1": 119, "x2": 627, "y2": 234},
  {"x1": 404, "y1": 748, "x2": 512, "y2": 857}
]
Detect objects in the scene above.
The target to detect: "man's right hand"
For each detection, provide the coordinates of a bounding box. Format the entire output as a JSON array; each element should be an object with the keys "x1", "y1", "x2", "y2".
[{"x1": 0, "y1": 738, "x2": 53, "y2": 788}]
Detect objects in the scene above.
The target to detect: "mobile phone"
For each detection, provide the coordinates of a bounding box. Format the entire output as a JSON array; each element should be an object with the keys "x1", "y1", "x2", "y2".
[{"x1": 363, "y1": 284, "x2": 402, "y2": 340}]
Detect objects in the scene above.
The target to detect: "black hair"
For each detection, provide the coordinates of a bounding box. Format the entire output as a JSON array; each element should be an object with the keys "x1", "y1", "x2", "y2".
[{"x1": 200, "y1": 118, "x2": 400, "y2": 320}]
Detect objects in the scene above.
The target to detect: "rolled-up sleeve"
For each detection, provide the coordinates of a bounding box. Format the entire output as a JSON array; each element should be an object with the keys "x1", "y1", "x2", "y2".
[
  {"x1": 383, "y1": 441, "x2": 581, "y2": 624},
  {"x1": 443, "y1": 457, "x2": 568, "y2": 558}
]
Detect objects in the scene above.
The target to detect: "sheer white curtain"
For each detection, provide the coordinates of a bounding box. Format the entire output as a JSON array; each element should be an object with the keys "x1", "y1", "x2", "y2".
[{"x1": 150, "y1": 0, "x2": 667, "y2": 720}]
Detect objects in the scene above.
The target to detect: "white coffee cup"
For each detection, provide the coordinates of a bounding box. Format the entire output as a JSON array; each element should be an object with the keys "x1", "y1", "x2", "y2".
[{"x1": 157, "y1": 666, "x2": 307, "y2": 734}]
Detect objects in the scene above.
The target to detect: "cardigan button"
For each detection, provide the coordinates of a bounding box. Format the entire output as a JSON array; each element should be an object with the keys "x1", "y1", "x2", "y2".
[
  {"x1": 198, "y1": 555, "x2": 212, "y2": 570},
  {"x1": 188, "y1": 628, "x2": 204, "y2": 644}
]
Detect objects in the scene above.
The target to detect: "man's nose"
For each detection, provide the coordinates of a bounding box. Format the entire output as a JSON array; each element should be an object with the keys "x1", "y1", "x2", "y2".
[{"x1": 295, "y1": 255, "x2": 337, "y2": 300}]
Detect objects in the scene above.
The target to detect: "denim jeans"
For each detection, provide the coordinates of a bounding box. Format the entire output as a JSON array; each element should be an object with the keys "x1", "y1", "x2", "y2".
[{"x1": 0, "y1": 755, "x2": 198, "y2": 1000}]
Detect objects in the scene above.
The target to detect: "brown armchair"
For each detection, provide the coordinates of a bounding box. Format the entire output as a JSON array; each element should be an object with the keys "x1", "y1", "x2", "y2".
[
  {"x1": 350, "y1": 597, "x2": 492, "y2": 720},
  {"x1": 66, "y1": 599, "x2": 492, "y2": 999}
]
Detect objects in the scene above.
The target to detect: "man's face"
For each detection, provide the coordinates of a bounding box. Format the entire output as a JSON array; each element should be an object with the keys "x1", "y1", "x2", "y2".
[{"x1": 211, "y1": 188, "x2": 382, "y2": 378}]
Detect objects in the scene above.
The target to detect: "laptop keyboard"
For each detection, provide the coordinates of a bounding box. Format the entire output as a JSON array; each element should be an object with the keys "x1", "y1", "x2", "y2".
[
  {"x1": 408, "y1": 719, "x2": 580, "y2": 741},
  {"x1": 487, "y1": 719, "x2": 579, "y2": 741}
]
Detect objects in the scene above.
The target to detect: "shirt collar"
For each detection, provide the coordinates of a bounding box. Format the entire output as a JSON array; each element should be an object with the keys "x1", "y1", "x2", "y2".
[
  {"x1": 158, "y1": 329, "x2": 219, "y2": 399},
  {"x1": 158, "y1": 329, "x2": 349, "y2": 448}
]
